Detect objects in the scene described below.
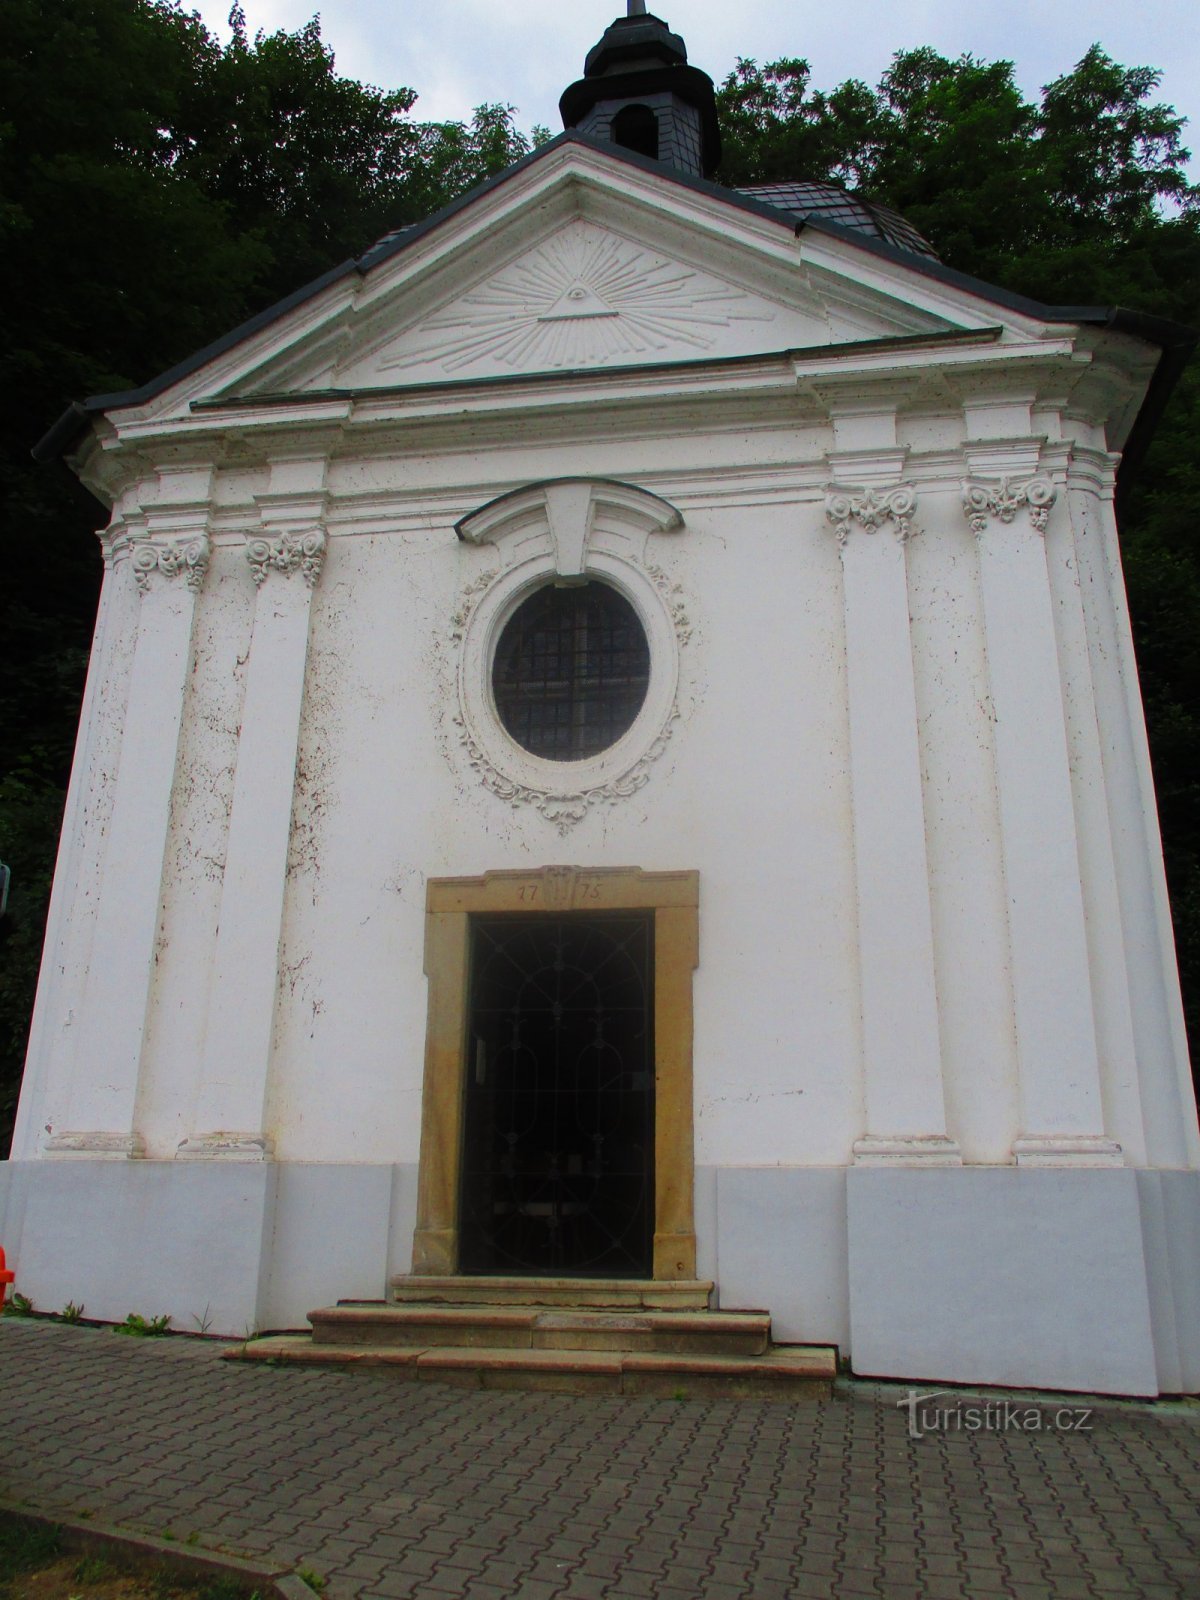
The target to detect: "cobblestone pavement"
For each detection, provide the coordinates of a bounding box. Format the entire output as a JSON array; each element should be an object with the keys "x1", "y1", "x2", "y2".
[{"x1": 2, "y1": 1321, "x2": 1199, "y2": 1600}]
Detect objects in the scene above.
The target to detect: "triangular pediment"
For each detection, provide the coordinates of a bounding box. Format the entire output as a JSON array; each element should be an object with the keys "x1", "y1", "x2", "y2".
[
  {"x1": 333, "y1": 219, "x2": 847, "y2": 384},
  {"x1": 114, "y1": 141, "x2": 1045, "y2": 424}
]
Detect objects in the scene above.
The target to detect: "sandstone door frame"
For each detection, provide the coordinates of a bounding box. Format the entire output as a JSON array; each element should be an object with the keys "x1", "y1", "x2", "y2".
[{"x1": 411, "y1": 866, "x2": 700, "y2": 1281}]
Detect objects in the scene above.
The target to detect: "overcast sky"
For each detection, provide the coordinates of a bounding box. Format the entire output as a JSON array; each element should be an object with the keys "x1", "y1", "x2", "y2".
[{"x1": 190, "y1": 1, "x2": 1199, "y2": 181}]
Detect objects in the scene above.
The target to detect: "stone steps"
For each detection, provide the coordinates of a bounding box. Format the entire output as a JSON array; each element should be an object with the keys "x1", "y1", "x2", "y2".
[
  {"x1": 389, "y1": 1275, "x2": 715, "y2": 1311},
  {"x1": 225, "y1": 1336, "x2": 837, "y2": 1399},
  {"x1": 222, "y1": 1277, "x2": 835, "y2": 1397},
  {"x1": 308, "y1": 1302, "x2": 771, "y2": 1356}
]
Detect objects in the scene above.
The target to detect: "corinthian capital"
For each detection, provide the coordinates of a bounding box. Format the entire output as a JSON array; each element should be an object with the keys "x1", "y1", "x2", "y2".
[
  {"x1": 825, "y1": 485, "x2": 916, "y2": 549},
  {"x1": 962, "y1": 476, "x2": 1056, "y2": 536},
  {"x1": 130, "y1": 535, "x2": 210, "y2": 595},
  {"x1": 245, "y1": 528, "x2": 327, "y2": 589}
]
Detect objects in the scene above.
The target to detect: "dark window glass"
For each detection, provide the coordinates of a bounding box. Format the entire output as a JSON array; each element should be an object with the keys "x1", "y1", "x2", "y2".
[
  {"x1": 492, "y1": 581, "x2": 650, "y2": 761},
  {"x1": 612, "y1": 104, "x2": 659, "y2": 160}
]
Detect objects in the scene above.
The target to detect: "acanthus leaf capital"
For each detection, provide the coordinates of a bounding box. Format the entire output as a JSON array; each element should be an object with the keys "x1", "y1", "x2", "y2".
[
  {"x1": 961, "y1": 476, "x2": 1056, "y2": 536},
  {"x1": 244, "y1": 527, "x2": 327, "y2": 588},
  {"x1": 129, "y1": 533, "x2": 210, "y2": 595},
  {"x1": 825, "y1": 484, "x2": 917, "y2": 549}
]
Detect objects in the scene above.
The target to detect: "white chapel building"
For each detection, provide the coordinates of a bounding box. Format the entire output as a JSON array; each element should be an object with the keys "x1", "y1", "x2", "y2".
[{"x1": 4, "y1": 6, "x2": 1199, "y2": 1395}]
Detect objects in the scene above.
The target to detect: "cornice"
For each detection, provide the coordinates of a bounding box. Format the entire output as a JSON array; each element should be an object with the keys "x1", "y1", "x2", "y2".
[{"x1": 93, "y1": 330, "x2": 1076, "y2": 459}]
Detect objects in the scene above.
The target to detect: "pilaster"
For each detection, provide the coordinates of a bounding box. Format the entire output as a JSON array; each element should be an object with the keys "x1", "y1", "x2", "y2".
[
  {"x1": 179, "y1": 458, "x2": 328, "y2": 1159},
  {"x1": 962, "y1": 469, "x2": 1121, "y2": 1166},
  {"x1": 45, "y1": 471, "x2": 212, "y2": 1158},
  {"x1": 1069, "y1": 467, "x2": 1198, "y2": 1166},
  {"x1": 827, "y1": 435, "x2": 959, "y2": 1167}
]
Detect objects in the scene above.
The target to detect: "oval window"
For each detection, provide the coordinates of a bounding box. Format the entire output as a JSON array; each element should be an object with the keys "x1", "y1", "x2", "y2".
[{"x1": 492, "y1": 581, "x2": 651, "y2": 762}]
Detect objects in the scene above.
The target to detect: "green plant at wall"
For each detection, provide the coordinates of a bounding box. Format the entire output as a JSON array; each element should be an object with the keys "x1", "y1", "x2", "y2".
[{"x1": 112, "y1": 1312, "x2": 171, "y2": 1337}]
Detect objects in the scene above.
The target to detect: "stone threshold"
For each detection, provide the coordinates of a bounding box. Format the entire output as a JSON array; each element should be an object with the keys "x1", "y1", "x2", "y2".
[{"x1": 389, "y1": 1274, "x2": 716, "y2": 1310}]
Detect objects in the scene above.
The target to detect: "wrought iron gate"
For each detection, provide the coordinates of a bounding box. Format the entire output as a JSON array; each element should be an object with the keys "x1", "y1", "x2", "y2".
[{"x1": 459, "y1": 912, "x2": 655, "y2": 1276}]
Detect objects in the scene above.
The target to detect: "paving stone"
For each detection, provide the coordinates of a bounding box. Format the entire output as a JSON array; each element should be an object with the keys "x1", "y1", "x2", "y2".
[
  {"x1": 1, "y1": 1321, "x2": 1197, "y2": 1600},
  {"x1": 777, "y1": 1577, "x2": 842, "y2": 1600},
  {"x1": 1086, "y1": 1574, "x2": 1139, "y2": 1594},
  {"x1": 919, "y1": 1577, "x2": 982, "y2": 1600}
]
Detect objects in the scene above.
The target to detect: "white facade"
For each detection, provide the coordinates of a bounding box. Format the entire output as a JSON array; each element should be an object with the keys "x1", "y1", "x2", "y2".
[{"x1": 4, "y1": 134, "x2": 1198, "y2": 1394}]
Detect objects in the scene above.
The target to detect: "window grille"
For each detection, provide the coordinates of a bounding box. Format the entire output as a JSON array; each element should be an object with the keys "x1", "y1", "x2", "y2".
[{"x1": 492, "y1": 581, "x2": 650, "y2": 761}]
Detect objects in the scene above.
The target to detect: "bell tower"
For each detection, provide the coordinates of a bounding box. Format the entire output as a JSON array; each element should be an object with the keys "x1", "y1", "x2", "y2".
[{"x1": 559, "y1": 3, "x2": 721, "y2": 179}]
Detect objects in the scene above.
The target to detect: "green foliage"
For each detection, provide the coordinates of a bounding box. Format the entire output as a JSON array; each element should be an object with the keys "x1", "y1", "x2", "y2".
[
  {"x1": 0, "y1": 1512, "x2": 61, "y2": 1591},
  {"x1": 0, "y1": 1515, "x2": 265, "y2": 1599},
  {"x1": 2, "y1": 1292, "x2": 34, "y2": 1318},
  {"x1": 297, "y1": 1570, "x2": 327, "y2": 1595},
  {"x1": 60, "y1": 1299, "x2": 85, "y2": 1323},
  {"x1": 113, "y1": 1311, "x2": 172, "y2": 1337},
  {"x1": 715, "y1": 45, "x2": 1199, "y2": 279},
  {"x1": 73, "y1": 1554, "x2": 115, "y2": 1582}
]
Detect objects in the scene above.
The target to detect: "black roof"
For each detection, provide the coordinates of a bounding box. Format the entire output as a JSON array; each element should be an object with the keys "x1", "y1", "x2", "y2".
[
  {"x1": 33, "y1": 131, "x2": 1195, "y2": 502},
  {"x1": 737, "y1": 182, "x2": 939, "y2": 261},
  {"x1": 583, "y1": 11, "x2": 688, "y2": 77}
]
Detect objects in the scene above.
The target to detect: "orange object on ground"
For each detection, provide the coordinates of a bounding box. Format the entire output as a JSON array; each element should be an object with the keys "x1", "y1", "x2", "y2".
[{"x1": 0, "y1": 1245, "x2": 14, "y2": 1307}]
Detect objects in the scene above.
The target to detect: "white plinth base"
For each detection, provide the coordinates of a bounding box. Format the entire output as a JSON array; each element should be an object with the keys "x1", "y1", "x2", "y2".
[
  {"x1": 848, "y1": 1166, "x2": 1161, "y2": 1394},
  {"x1": 2, "y1": 1159, "x2": 1199, "y2": 1392},
  {"x1": 0, "y1": 1159, "x2": 417, "y2": 1334}
]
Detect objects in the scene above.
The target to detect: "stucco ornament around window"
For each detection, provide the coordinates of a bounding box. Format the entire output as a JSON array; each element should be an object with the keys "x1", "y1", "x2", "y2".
[
  {"x1": 824, "y1": 485, "x2": 917, "y2": 548},
  {"x1": 450, "y1": 479, "x2": 689, "y2": 831},
  {"x1": 130, "y1": 534, "x2": 211, "y2": 594},
  {"x1": 244, "y1": 528, "x2": 327, "y2": 587},
  {"x1": 962, "y1": 476, "x2": 1056, "y2": 535}
]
